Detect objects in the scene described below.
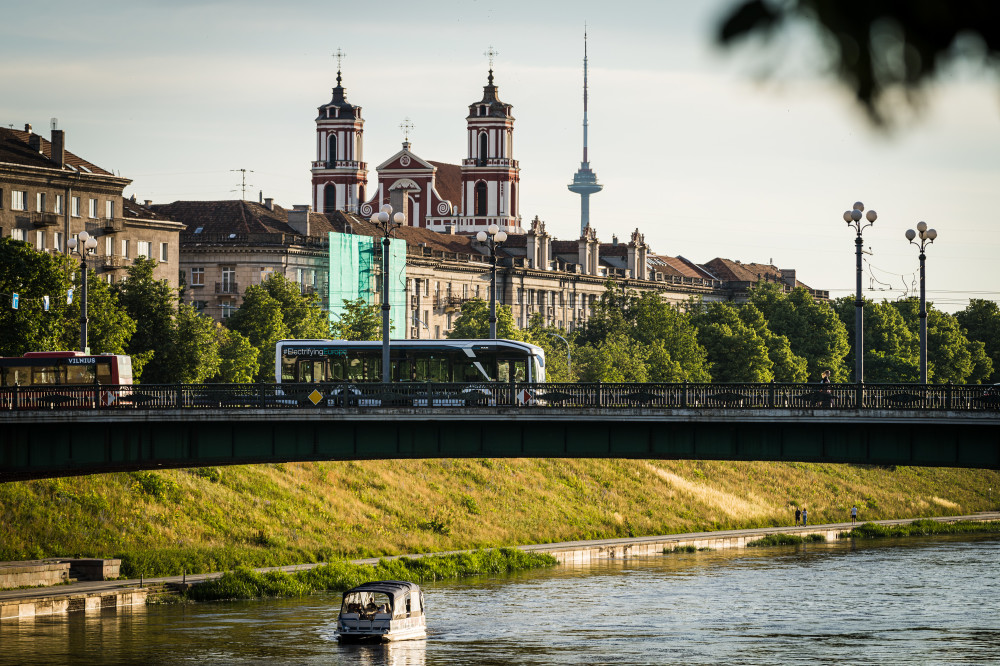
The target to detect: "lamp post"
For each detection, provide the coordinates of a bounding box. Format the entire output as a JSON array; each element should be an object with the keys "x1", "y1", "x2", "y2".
[
  {"x1": 476, "y1": 224, "x2": 507, "y2": 339},
  {"x1": 66, "y1": 230, "x2": 98, "y2": 353},
  {"x1": 370, "y1": 204, "x2": 405, "y2": 383},
  {"x1": 905, "y1": 221, "x2": 938, "y2": 384},
  {"x1": 842, "y1": 201, "x2": 877, "y2": 399}
]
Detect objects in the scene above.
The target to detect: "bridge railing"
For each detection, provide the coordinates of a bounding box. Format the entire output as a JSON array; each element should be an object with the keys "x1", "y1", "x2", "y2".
[{"x1": 0, "y1": 382, "x2": 998, "y2": 411}]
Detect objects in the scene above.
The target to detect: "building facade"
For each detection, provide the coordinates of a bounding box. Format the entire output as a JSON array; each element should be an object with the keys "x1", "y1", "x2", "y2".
[{"x1": 0, "y1": 125, "x2": 183, "y2": 286}]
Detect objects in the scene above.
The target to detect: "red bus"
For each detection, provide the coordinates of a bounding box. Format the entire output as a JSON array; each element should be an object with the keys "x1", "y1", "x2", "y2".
[{"x1": 0, "y1": 351, "x2": 133, "y2": 387}]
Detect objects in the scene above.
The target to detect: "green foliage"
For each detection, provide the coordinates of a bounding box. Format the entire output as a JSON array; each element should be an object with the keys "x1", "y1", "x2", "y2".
[
  {"x1": 691, "y1": 302, "x2": 773, "y2": 382},
  {"x1": 749, "y1": 283, "x2": 851, "y2": 381},
  {"x1": 128, "y1": 471, "x2": 180, "y2": 501},
  {"x1": 186, "y1": 549, "x2": 557, "y2": 602},
  {"x1": 448, "y1": 298, "x2": 519, "y2": 340},
  {"x1": 520, "y1": 314, "x2": 575, "y2": 382},
  {"x1": 574, "y1": 333, "x2": 651, "y2": 382},
  {"x1": 747, "y1": 533, "x2": 826, "y2": 547},
  {"x1": 0, "y1": 238, "x2": 75, "y2": 355},
  {"x1": 332, "y1": 298, "x2": 383, "y2": 341},
  {"x1": 956, "y1": 300, "x2": 1000, "y2": 383},
  {"x1": 171, "y1": 303, "x2": 222, "y2": 383},
  {"x1": 833, "y1": 297, "x2": 920, "y2": 383},
  {"x1": 891, "y1": 299, "x2": 992, "y2": 384},
  {"x1": 213, "y1": 328, "x2": 258, "y2": 383},
  {"x1": 843, "y1": 520, "x2": 1000, "y2": 540},
  {"x1": 113, "y1": 257, "x2": 178, "y2": 383},
  {"x1": 226, "y1": 274, "x2": 328, "y2": 381},
  {"x1": 65, "y1": 270, "x2": 136, "y2": 355}
]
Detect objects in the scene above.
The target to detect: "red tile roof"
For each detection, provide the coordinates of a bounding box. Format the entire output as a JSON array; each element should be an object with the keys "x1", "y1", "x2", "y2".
[
  {"x1": 428, "y1": 161, "x2": 461, "y2": 207},
  {"x1": 0, "y1": 127, "x2": 114, "y2": 175}
]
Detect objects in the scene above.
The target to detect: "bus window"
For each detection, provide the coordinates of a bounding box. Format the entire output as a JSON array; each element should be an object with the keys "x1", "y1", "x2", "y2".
[
  {"x1": 415, "y1": 357, "x2": 448, "y2": 382},
  {"x1": 497, "y1": 360, "x2": 526, "y2": 383},
  {"x1": 497, "y1": 360, "x2": 510, "y2": 383},
  {"x1": 96, "y1": 362, "x2": 112, "y2": 385},
  {"x1": 329, "y1": 358, "x2": 346, "y2": 381},
  {"x1": 67, "y1": 364, "x2": 96, "y2": 384},
  {"x1": 298, "y1": 360, "x2": 314, "y2": 383},
  {"x1": 455, "y1": 361, "x2": 487, "y2": 382},
  {"x1": 393, "y1": 359, "x2": 414, "y2": 382},
  {"x1": 32, "y1": 366, "x2": 65, "y2": 385}
]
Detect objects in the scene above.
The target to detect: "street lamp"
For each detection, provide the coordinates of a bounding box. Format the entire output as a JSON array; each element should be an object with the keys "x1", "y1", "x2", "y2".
[
  {"x1": 476, "y1": 224, "x2": 507, "y2": 339},
  {"x1": 66, "y1": 230, "x2": 98, "y2": 353},
  {"x1": 842, "y1": 201, "x2": 877, "y2": 395},
  {"x1": 905, "y1": 221, "x2": 938, "y2": 384},
  {"x1": 370, "y1": 203, "x2": 405, "y2": 383}
]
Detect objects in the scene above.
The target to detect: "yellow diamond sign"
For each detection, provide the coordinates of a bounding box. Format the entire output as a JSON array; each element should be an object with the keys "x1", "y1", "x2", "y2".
[{"x1": 307, "y1": 389, "x2": 324, "y2": 405}]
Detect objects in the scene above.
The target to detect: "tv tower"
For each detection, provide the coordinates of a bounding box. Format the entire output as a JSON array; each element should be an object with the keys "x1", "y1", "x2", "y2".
[{"x1": 567, "y1": 28, "x2": 602, "y2": 235}]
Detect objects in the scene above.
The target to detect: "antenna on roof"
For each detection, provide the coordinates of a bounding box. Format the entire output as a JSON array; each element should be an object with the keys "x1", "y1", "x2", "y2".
[
  {"x1": 230, "y1": 168, "x2": 255, "y2": 200},
  {"x1": 50, "y1": 118, "x2": 58, "y2": 130}
]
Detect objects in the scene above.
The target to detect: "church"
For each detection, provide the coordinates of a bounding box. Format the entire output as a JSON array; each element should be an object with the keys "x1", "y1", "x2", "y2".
[{"x1": 310, "y1": 62, "x2": 522, "y2": 236}]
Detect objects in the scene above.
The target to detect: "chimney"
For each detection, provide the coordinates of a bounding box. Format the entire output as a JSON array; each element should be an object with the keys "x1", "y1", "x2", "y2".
[
  {"x1": 288, "y1": 204, "x2": 311, "y2": 236},
  {"x1": 50, "y1": 129, "x2": 65, "y2": 167},
  {"x1": 28, "y1": 131, "x2": 41, "y2": 153},
  {"x1": 24, "y1": 123, "x2": 32, "y2": 133},
  {"x1": 144, "y1": 200, "x2": 152, "y2": 207},
  {"x1": 780, "y1": 268, "x2": 796, "y2": 288},
  {"x1": 264, "y1": 197, "x2": 274, "y2": 211}
]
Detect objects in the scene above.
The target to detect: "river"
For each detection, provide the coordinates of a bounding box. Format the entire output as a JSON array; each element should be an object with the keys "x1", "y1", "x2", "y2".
[{"x1": 2, "y1": 535, "x2": 998, "y2": 665}]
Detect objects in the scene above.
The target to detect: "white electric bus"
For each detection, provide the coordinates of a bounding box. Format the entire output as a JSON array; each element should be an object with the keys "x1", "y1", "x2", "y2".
[{"x1": 275, "y1": 339, "x2": 546, "y2": 384}]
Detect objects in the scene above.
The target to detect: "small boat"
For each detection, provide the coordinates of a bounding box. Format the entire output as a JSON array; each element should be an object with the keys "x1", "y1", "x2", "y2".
[{"x1": 336, "y1": 580, "x2": 427, "y2": 642}]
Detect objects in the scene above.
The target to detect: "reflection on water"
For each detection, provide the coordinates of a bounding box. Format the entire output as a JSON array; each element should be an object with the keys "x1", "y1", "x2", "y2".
[{"x1": 0, "y1": 536, "x2": 998, "y2": 665}]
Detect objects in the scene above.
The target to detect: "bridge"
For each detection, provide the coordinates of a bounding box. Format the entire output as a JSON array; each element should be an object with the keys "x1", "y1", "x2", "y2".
[{"x1": 2, "y1": 382, "x2": 998, "y2": 481}]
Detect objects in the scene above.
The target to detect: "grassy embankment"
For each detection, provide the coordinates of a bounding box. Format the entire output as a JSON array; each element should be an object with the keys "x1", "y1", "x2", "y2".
[
  {"x1": 0, "y1": 459, "x2": 996, "y2": 577},
  {"x1": 843, "y1": 519, "x2": 1000, "y2": 539},
  {"x1": 184, "y1": 548, "x2": 556, "y2": 602}
]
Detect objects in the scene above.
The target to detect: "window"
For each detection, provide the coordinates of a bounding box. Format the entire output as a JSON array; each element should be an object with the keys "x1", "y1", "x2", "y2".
[
  {"x1": 138, "y1": 241, "x2": 151, "y2": 258},
  {"x1": 328, "y1": 134, "x2": 337, "y2": 164},
  {"x1": 0, "y1": 188, "x2": 3, "y2": 209},
  {"x1": 53, "y1": 232, "x2": 63, "y2": 252},
  {"x1": 105, "y1": 236, "x2": 113, "y2": 256},
  {"x1": 55, "y1": 195, "x2": 63, "y2": 214},
  {"x1": 462, "y1": 283, "x2": 468, "y2": 299},
  {"x1": 11, "y1": 228, "x2": 24, "y2": 241},
  {"x1": 35, "y1": 230, "x2": 45, "y2": 249},
  {"x1": 12, "y1": 190, "x2": 26, "y2": 211},
  {"x1": 478, "y1": 132, "x2": 488, "y2": 166},
  {"x1": 517, "y1": 288, "x2": 523, "y2": 304},
  {"x1": 72, "y1": 196, "x2": 81, "y2": 217},
  {"x1": 423, "y1": 280, "x2": 429, "y2": 297},
  {"x1": 475, "y1": 284, "x2": 481, "y2": 298},
  {"x1": 160, "y1": 242, "x2": 168, "y2": 262},
  {"x1": 447, "y1": 313, "x2": 452, "y2": 330},
  {"x1": 221, "y1": 302, "x2": 235, "y2": 319},
  {"x1": 434, "y1": 325, "x2": 440, "y2": 339},
  {"x1": 191, "y1": 267, "x2": 205, "y2": 286},
  {"x1": 36, "y1": 192, "x2": 46, "y2": 212},
  {"x1": 221, "y1": 266, "x2": 236, "y2": 292},
  {"x1": 106, "y1": 200, "x2": 114, "y2": 219},
  {"x1": 121, "y1": 239, "x2": 129, "y2": 258},
  {"x1": 570, "y1": 293, "x2": 576, "y2": 307},
  {"x1": 89, "y1": 199, "x2": 98, "y2": 218},
  {"x1": 475, "y1": 182, "x2": 488, "y2": 216}
]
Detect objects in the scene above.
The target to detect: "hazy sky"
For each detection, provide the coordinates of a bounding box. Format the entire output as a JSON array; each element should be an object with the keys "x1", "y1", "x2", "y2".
[{"x1": 3, "y1": 0, "x2": 998, "y2": 312}]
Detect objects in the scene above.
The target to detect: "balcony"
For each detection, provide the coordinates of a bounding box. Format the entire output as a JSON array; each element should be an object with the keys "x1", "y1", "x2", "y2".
[
  {"x1": 311, "y1": 160, "x2": 366, "y2": 170},
  {"x1": 215, "y1": 282, "x2": 240, "y2": 295},
  {"x1": 462, "y1": 157, "x2": 518, "y2": 168},
  {"x1": 101, "y1": 217, "x2": 123, "y2": 232},
  {"x1": 30, "y1": 212, "x2": 60, "y2": 227},
  {"x1": 100, "y1": 255, "x2": 130, "y2": 270}
]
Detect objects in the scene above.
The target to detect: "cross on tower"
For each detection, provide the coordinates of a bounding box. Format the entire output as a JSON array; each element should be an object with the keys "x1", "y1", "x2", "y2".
[
  {"x1": 484, "y1": 46, "x2": 499, "y2": 69},
  {"x1": 332, "y1": 48, "x2": 346, "y2": 71},
  {"x1": 400, "y1": 117, "x2": 414, "y2": 142}
]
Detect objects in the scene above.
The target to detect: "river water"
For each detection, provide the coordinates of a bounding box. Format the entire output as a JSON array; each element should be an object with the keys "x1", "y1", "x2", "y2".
[{"x1": 2, "y1": 536, "x2": 998, "y2": 665}]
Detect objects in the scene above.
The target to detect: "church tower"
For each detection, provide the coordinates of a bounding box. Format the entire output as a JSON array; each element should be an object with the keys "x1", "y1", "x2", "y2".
[
  {"x1": 459, "y1": 50, "x2": 522, "y2": 234},
  {"x1": 312, "y1": 54, "x2": 367, "y2": 214},
  {"x1": 567, "y1": 30, "x2": 602, "y2": 234}
]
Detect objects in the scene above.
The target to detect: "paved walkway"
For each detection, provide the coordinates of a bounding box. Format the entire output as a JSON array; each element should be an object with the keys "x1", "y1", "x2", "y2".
[{"x1": 2, "y1": 512, "x2": 998, "y2": 603}]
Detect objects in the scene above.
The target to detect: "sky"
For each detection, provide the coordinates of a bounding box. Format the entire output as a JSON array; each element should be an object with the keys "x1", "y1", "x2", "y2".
[{"x1": 2, "y1": 0, "x2": 998, "y2": 312}]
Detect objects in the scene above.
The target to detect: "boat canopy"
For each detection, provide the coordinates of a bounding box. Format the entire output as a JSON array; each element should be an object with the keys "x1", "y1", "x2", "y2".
[{"x1": 340, "y1": 581, "x2": 423, "y2": 619}]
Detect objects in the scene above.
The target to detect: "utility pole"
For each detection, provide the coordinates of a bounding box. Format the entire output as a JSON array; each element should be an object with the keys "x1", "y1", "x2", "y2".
[{"x1": 231, "y1": 169, "x2": 254, "y2": 200}]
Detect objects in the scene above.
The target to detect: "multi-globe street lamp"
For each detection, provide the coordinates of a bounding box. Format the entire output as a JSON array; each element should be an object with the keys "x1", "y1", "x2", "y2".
[
  {"x1": 476, "y1": 224, "x2": 507, "y2": 339},
  {"x1": 842, "y1": 201, "x2": 877, "y2": 396},
  {"x1": 905, "y1": 221, "x2": 938, "y2": 384},
  {"x1": 370, "y1": 204, "x2": 405, "y2": 383},
  {"x1": 66, "y1": 230, "x2": 98, "y2": 353}
]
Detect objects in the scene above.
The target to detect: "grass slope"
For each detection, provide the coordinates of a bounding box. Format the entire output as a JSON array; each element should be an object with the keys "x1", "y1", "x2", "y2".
[{"x1": 0, "y1": 459, "x2": 996, "y2": 577}]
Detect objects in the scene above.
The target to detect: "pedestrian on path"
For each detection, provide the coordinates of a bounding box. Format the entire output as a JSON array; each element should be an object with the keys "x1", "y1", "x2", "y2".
[
  {"x1": 795, "y1": 508, "x2": 801, "y2": 525},
  {"x1": 802, "y1": 509, "x2": 808, "y2": 526},
  {"x1": 851, "y1": 505, "x2": 858, "y2": 525}
]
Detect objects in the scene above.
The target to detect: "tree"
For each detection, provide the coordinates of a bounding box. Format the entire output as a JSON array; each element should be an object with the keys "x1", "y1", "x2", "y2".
[
  {"x1": 956, "y1": 299, "x2": 1000, "y2": 383},
  {"x1": 170, "y1": 303, "x2": 223, "y2": 383},
  {"x1": 748, "y1": 283, "x2": 850, "y2": 381},
  {"x1": 447, "y1": 298, "x2": 519, "y2": 340},
  {"x1": 63, "y1": 271, "x2": 136, "y2": 356},
  {"x1": 522, "y1": 313, "x2": 574, "y2": 382},
  {"x1": 691, "y1": 302, "x2": 773, "y2": 382},
  {"x1": 0, "y1": 237, "x2": 74, "y2": 355},
  {"x1": 738, "y1": 303, "x2": 808, "y2": 382},
  {"x1": 574, "y1": 334, "x2": 650, "y2": 382},
  {"x1": 213, "y1": 328, "x2": 258, "y2": 383},
  {"x1": 891, "y1": 299, "x2": 992, "y2": 384},
  {"x1": 257, "y1": 273, "x2": 329, "y2": 339},
  {"x1": 225, "y1": 287, "x2": 289, "y2": 382},
  {"x1": 113, "y1": 257, "x2": 178, "y2": 383},
  {"x1": 332, "y1": 298, "x2": 383, "y2": 341},
  {"x1": 717, "y1": 1, "x2": 1000, "y2": 126},
  {"x1": 832, "y1": 297, "x2": 919, "y2": 383}
]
